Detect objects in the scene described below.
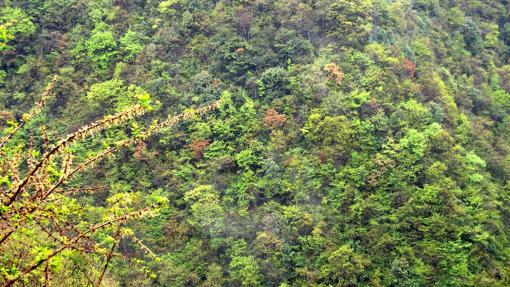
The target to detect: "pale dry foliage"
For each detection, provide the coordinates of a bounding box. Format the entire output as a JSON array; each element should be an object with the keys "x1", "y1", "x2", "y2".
[{"x1": 324, "y1": 62, "x2": 344, "y2": 85}]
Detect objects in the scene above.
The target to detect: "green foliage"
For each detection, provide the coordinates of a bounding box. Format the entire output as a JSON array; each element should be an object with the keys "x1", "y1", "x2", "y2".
[
  {"x1": 158, "y1": 0, "x2": 182, "y2": 15},
  {"x1": 319, "y1": 245, "x2": 370, "y2": 286},
  {"x1": 86, "y1": 79, "x2": 150, "y2": 112},
  {"x1": 0, "y1": 7, "x2": 36, "y2": 52},
  {"x1": 87, "y1": 0, "x2": 116, "y2": 23},
  {"x1": 83, "y1": 23, "x2": 118, "y2": 69},
  {"x1": 2, "y1": 0, "x2": 510, "y2": 286},
  {"x1": 120, "y1": 30, "x2": 144, "y2": 61},
  {"x1": 318, "y1": 0, "x2": 373, "y2": 45},
  {"x1": 229, "y1": 240, "x2": 262, "y2": 287},
  {"x1": 257, "y1": 67, "x2": 289, "y2": 101},
  {"x1": 212, "y1": 35, "x2": 254, "y2": 83},
  {"x1": 184, "y1": 185, "x2": 224, "y2": 233},
  {"x1": 302, "y1": 112, "x2": 352, "y2": 159}
]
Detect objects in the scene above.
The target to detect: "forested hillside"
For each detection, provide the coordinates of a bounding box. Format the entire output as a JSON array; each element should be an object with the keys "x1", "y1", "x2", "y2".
[{"x1": 1, "y1": 0, "x2": 510, "y2": 286}]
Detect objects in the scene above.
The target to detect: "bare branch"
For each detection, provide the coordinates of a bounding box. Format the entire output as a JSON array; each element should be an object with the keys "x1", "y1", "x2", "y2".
[
  {"x1": 95, "y1": 223, "x2": 121, "y2": 287},
  {"x1": 0, "y1": 75, "x2": 57, "y2": 149},
  {"x1": 6, "y1": 104, "x2": 146, "y2": 206}
]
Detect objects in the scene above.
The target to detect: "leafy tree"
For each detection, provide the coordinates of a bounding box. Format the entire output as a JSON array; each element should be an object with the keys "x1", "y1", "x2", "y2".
[
  {"x1": 184, "y1": 185, "x2": 224, "y2": 236},
  {"x1": 158, "y1": 0, "x2": 183, "y2": 15},
  {"x1": 319, "y1": 244, "x2": 370, "y2": 286},
  {"x1": 120, "y1": 30, "x2": 144, "y2": 62},
  {"x1": 257, "y1": 67, "x2": 290, "y2": 101},
  {"x1": 229, "y1": 240, "x2": 262, "y2": 287},
  {"x1": 86, "y1": 79, "x2": 150, "y2": 113},
  {"x1": 0, "y1": 7, "x2": 36, "y2": 52},
  {"x1": 317, "y1": 0, "x2": 374, "y2": 45},
  {"x1": 84, "y1": 23, "x2": 118, "y2": 69}
]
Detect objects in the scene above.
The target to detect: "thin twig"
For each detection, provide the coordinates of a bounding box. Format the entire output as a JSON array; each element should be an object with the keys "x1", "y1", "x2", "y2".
[
  {"x1": 95, "y1": 223, "x2": 121, "y2": 287},
  {"x1": 1, "y1": 213, "x2": 136, "y2": 287},
  {"x1": 0, "y1": 75, "x2": 57, "y2": 149}
]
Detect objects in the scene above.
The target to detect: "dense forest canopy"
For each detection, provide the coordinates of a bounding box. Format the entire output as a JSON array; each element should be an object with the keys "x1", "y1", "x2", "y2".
[{"x1": 1, "y1": 0, "x2": 510, "y2": 286}]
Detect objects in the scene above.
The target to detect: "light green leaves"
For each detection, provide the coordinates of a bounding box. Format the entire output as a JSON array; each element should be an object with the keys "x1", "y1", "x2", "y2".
[
  {"x1": 120, "y1": 30, "x2": 144, "y2": 61},
  {"x1": 184, "y1": 185, "x2": 224, "y2": 232},
  {"x1": 0, "y1": 7, "x2": 36, "y2": 52},
  {"x1": 87, "y1": 79, "x2": 152, "y2": 112},
  {"x1": 158, "y1": 0, "x2": 182, "y2": 15}
]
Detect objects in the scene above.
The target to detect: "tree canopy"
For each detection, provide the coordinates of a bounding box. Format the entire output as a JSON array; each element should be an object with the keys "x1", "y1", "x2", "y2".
[{"x1": 1, "y1": 0, "x2": 510, "y2": 286}]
